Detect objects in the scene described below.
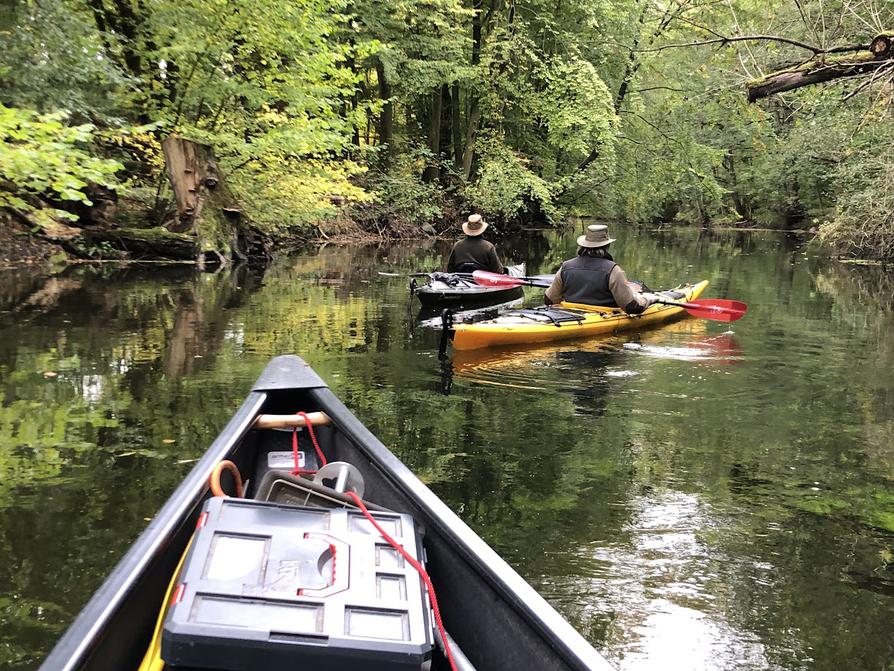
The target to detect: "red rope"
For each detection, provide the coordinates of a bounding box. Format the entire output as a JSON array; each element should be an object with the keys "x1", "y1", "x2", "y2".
[
  {"x1": 345, "y1": 491, "x2": 457, "y2": 671},
  {"x1": 291, "y1": 428, "x2": 309, "y2": 475},
  {"x1": 291, "y1": 411, "x2": 328, "y2": 475}
]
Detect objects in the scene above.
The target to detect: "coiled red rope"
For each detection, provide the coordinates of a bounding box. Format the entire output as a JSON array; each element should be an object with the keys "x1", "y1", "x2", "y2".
[
  {"x1": 345, "y1": 491, "x2": 457, "y2": 671},
  {"x1": 292, "y1": 410, "x2": 328, "y2": 475}
]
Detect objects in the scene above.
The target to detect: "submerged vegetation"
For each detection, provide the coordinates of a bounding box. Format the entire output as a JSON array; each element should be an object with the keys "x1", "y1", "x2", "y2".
[{"x1": 0, "y1": 0, "x2": 892, "y2": 261}]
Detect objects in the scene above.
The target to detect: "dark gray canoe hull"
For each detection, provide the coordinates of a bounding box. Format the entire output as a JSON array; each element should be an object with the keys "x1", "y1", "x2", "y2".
[{"x1": 39, "y1": 355, "x2": 614, "y2": 671}]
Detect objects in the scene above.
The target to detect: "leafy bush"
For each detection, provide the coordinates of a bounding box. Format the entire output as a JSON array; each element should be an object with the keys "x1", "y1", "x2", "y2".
[
  {"x1": 0, "y1": 104, "x2": 122, "y2": 228},
  {"x1": 0, "y1": 0, "x2": 127, "y2": 118},
  {"x1": 354, "y1": 147, "x2": 447, "y2": 230},
  {"x1": 819, "y1": 130, "x2": 894, "y2": 261},
  {"x1": 466, "y1": 135, "x2": 557, "y2": 223}
]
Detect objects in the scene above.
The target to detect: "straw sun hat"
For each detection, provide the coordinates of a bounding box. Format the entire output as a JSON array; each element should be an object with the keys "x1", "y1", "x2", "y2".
[
  {"x1": 577, "y1": 224, "x2": 615, "y2": 248},
  {"x1": 462, "y1": 214, "x2": 488, "y2": 236}
]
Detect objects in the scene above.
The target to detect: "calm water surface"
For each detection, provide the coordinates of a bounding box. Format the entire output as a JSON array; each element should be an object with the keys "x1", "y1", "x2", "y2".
[{"x1": 2, "y1": 226, "x2": 894, "y2": 670}]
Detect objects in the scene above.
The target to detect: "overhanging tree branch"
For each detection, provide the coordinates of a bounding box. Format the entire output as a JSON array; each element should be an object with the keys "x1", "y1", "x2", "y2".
[
  {"x1": 746, "y1": 34, "x2": 894, "y2": 101},
  {"x1": 639, "y1": 34, "x2": 849, "y2": 54}
]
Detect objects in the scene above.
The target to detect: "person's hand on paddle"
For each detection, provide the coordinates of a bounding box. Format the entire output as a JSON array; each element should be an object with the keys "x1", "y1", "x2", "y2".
[{"x1": 641, "y1": 292, "x2": 661, "y2": 306}]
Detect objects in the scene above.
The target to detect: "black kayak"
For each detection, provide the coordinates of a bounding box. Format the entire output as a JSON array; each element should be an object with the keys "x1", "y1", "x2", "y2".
[
  {"x1": 414, "y1": 277, "x2": 523, "y2": 309},
  {"x1": 413, "y1": 264, "x2": 533, "y2": 310},
  {"x1": 39, "y1": 355, "x2": 613, "y2": 671}
]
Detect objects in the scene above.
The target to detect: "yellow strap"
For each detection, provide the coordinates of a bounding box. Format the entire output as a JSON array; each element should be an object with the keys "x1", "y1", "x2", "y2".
[
  {"x1": 558, "y1": 301, "x2": 617, "y2": 313},
  {"x1": 136, "y1": 535, "x2": 195, "y2": 671}
]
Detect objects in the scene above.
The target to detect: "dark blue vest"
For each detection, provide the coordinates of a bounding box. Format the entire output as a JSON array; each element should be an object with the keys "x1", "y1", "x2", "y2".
[{"x1": 559, "y1": 255, "x2": 617, "y2": 306}]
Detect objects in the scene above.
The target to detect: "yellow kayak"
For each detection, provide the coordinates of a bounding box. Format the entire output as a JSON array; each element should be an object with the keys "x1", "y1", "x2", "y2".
[{"x1": 451, "y1": 280, "x2": 709, "y2": 350}]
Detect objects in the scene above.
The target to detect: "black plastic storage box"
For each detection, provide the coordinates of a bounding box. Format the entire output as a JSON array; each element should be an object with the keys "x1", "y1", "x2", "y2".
[{"x1": 161, "y1": 497, "x2": 433, "y2": 670}]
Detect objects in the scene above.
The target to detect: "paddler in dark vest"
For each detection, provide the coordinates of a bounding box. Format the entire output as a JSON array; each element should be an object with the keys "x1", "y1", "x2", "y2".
[
  {"x1": 544, "y1": 224, "x2": 659, "y2": 313},
  {"x1": 445, "y1": 214, "x2": 507, "y2": 274}
]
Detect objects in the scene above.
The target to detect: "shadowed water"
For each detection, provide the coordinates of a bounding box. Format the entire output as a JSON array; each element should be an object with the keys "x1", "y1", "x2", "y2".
[{"x1": 1, "y1": 225, "x2": 893, "y2": 670}]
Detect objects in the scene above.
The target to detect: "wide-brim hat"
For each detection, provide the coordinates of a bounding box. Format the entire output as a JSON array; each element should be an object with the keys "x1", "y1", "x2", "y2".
[
  {"x1": 462, "y1": 214, "x2": 488, "y2": 236},
  {"x1": 577, "y1": 224, "x2": 615, "y2": 248}
]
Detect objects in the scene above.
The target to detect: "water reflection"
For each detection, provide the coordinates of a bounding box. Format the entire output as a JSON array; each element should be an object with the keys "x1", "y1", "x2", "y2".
[
  {"x1": 3, "y1": 229, "x2": 894, "y2": 670},
  {"x1": 588, "y1": 491, "x2": 786, "y2": 671},
  {"x1": 623, "y1": 332, "x2": 743, "y2": 364},
  {"x1": 447, "y1": 319, "x2": 741, "y2": 391}
]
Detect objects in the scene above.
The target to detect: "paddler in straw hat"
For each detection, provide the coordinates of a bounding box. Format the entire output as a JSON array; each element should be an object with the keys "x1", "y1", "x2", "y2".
[
  {"x1": 445, "y1": 214, "x2": 507, "y2": 274},
  {"x1": 544, "y1": 224, "x2": 659, "y2": 313}
]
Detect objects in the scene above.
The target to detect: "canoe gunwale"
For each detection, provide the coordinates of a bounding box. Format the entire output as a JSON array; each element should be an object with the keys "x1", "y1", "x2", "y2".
[{"x1": 38, "y1": 391, "x2": 268, "y2": 671}]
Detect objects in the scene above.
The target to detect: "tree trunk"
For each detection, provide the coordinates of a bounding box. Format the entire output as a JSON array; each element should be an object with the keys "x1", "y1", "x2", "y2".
[
  {"x1": 375, "y1": 59, "x2": 394, "y2": 165},
  {"x1": 79, "y1": 226, "x2": 197, "y2": 260},
  {"x1": 461, "y1": 102, "x2": 481, "y2": 182},
  {"x1": 460, "y1": 0, "x2": 485, "y2": 182},
  {"x1": 723, "y1": 154, "x2": 749, "y2": 220},
  {"x1": 161, "y1": 136, "x2": 243, "y2": 265},
  {"x1": 451, "y1": 83, "x2": 463, "y2": 168},
  {"x1": 614, "y1": 0, "x2": 648, "y2": 111},
  {"x1": 747, "y1": 47, "x2": 893, "y2": 101},
  {"x1": 423, "y1": 89, "x2": 443, "y2": 182},
  {"x1": 438, "y1": 84, "x2": 453, "y2": 179}
]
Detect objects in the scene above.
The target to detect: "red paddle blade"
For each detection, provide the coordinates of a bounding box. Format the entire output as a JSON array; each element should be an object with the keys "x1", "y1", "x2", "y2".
[
  {"x1": 682, "y1": 298, "x2": 748, "y2": 322},
  {"x1": 472, "y1": 270, "x2": 523, "y2": 287}
]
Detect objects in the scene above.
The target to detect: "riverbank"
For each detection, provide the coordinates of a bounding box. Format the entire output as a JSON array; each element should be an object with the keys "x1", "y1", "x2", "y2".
[
  {"x1": 0, "y1": 215, "x2": 823, "y2": 271},
  {"x1": 0, "y1": 211, "x2": 440, "y2": 270},
  {"x1": 0, "y1": 217, "x2": 68, "y2": 269}
]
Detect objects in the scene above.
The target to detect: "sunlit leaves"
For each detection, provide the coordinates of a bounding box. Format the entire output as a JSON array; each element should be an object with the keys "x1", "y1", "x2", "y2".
[
  {"x1": 0, "y1": 105, "x2": 122, "y2": 227},
  {"x1": 467, "y1": 135, "x2": 557, "y2": 220},
  {"x1": 539, "y1": 58, "x2": 617, "y2": 161}
]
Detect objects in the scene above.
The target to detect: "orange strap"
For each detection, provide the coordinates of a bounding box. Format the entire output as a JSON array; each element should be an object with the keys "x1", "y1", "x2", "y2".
[{"x1": 209, "y1": 460, "x2": 244, "y2": 498}]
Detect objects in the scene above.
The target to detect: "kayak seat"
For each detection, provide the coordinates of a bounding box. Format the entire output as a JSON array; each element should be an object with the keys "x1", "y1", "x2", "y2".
[{"x1": 504, "y1": 308, "x2": 587, "y2": 326}]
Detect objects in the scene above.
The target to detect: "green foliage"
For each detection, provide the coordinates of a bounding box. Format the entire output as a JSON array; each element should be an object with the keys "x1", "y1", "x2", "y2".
[
  {"x1": 1, "y1": 0, "x2": 891, "y2": 257},
  {"x1": 817, "y1": 100, "x2": 894, "y2": 260},
  {"x1": 539, "y1": 58, "x2": 617, "y2": 164},
  {"x1": 362, "y1": 0, "x2": 472, "y2": 98},
  {"x1": 467, "y1": 135, "x2": 557, "y2": 221},
  {"x1": 0, "y1": 104, "x2": 122, "y2": 228},
  {"x1": 587, "y1": 0, "x2": 894, "y2": 259},
  {"x1": 142, "y1": 0, "x2": 366, "y2": 231},
  {"x1": 358, "y1": 148, "x2": 447, "y2": 227},
  {"x1": 0, "y1": 0, "x2": 128, "y2": 118}
]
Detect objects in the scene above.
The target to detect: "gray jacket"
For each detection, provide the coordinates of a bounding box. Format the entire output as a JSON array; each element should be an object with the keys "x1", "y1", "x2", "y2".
[{"x1": 545, "y1": 255, "x2": 651, "y2": 313}]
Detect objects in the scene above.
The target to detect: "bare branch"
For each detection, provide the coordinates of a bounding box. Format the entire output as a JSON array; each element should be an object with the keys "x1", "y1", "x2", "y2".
[
  {"x1": 639, "y1": 34, "x2": 834, "y2": 54},
  {"x1": 635, "y1": 86, "x2": 693, "y2": 93},
  {"x1": 843, "y1": 62, "x2": 894, "y2": 100}
]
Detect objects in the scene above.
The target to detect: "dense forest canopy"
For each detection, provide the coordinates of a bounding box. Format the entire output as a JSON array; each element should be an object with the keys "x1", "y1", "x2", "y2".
[{"x1": 0, "y1": 0, "x2": 892, "y2": 260}]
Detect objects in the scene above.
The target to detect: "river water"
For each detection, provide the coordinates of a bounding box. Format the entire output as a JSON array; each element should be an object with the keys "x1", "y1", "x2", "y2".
[{"x1": 2, "y1": 225, "x2": 894, "y2": 670}]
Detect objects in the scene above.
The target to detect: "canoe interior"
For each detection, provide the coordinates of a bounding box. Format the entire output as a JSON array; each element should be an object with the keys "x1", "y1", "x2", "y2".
[{"x1": 40, "y1": 357, "x2": 611, "y2": 671}]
